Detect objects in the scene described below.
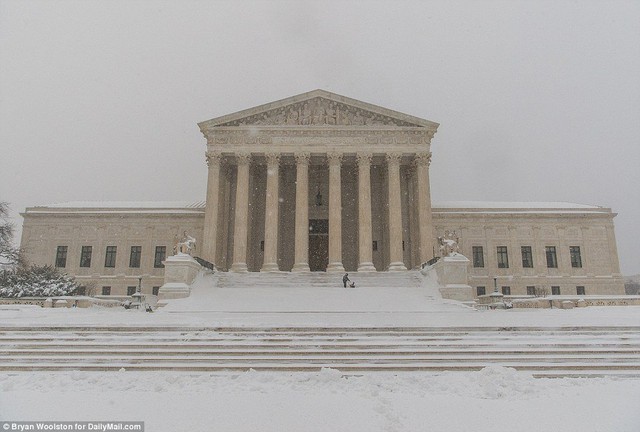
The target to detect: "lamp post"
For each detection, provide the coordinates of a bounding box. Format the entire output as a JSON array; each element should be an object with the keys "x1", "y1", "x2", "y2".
[
  {"x1": 488, "y1": 275, "x2": 504, "y2": 309},
  {"x1": 131, "y1": 276, "x2": 144, "y2": 309}
]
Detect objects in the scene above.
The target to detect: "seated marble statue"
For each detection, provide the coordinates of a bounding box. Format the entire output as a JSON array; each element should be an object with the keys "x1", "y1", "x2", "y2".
[{"x1": 174, "y1": 231, "x2": 197, "y2": 256}]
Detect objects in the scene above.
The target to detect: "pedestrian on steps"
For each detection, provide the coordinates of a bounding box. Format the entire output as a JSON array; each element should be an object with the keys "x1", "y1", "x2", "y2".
[{"x1": 343, "y1": 273, "x2": 350, "y2": 288}]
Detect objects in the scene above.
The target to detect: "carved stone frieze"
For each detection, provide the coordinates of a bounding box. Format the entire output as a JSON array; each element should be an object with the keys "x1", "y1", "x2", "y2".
[{"x1": 215, "y1": 97, "x2": 422, "y2": 127}]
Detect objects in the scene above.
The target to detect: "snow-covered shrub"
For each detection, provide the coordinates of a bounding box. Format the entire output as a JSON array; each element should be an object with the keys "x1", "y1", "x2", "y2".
[{"x1": 0, "y1": 264, "x2": 80, "y2": 298}]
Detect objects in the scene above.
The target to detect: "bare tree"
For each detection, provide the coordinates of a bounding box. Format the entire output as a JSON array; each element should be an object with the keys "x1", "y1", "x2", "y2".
[{"x1": 0, "y1": 202, "x2": 24, "y2": 268}]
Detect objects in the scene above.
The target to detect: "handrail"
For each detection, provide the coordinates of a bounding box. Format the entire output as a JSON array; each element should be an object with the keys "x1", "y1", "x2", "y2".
[
  {"x1": 193, "y1": 256, "x2": 216, "y2": 272},
  {"x1": 421, "y1": 256, "x2": 440, "y2": 268}
]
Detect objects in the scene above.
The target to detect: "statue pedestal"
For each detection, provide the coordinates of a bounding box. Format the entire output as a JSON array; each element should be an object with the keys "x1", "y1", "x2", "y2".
[
  {"x1": 158, "y1": 254, "x2": 201, "y2": 300},
  {"x1": 430, "y1": 253, "x2": 474, "y2": 302}
]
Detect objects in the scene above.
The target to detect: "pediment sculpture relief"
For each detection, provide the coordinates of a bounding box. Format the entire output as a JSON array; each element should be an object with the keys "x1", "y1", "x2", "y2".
[{"x1": 218, "y1": 97, "x2": 420, "y2": 127}]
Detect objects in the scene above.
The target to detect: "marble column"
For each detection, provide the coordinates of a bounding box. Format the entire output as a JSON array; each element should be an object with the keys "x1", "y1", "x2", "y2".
[
  {"x1": 292, "y1": 152, "x2": 311, "y2": 272},
  {"x1": 231, "y1": 153, "x2": 251, "y2": 272},
  {"x1": 415, "y1": 152, "x2": 434, "y2": 265},
  {"x1": 386, "y1": 153, "x2": 407, "y2": 271},
  {"x1": 327, "y1": 152, "x2": 345, "y2": 273},
  {"x1": 261, "y1": 153, "x2": 280, "y2": 272},
  {"x1": 202, "y1": 151, "x2": 222, "y2": 267},
  {"x1": 356, "y1": 152, "x2": 376, "y2": 272}
]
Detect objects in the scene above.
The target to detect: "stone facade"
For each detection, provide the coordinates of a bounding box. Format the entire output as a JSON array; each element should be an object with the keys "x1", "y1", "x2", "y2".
[
  {"x1": 18, "y1": 90, "x2": 625, "y2": 296},
  {"x1": 20, "y1": 203, "x2": 204, "y2": 296},
  {"x1": 20, "y1": 201, "x2": 625, "y2": 296}
]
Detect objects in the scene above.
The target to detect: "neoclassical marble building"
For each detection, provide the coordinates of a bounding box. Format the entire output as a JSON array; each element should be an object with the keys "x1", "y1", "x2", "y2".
[
  {"x1": 19, "y1": 90, "x2": 625, "y2": 296},
  {"x1": 198, "y1": 90, "x2": 437, "y2": 274}
]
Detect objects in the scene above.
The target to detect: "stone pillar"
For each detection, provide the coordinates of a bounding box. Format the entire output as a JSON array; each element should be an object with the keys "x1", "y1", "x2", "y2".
[
  {"x1": 414, "y1": 152, "x2": 434, "y2": 265},
  {"x1": 292, "y1": 152, "x2": 311, "y2": 272},
  {"x1": 327, "y1": 152, "x2": 345, "y2": 273},
  {"x1": 202, "y1": 151, "x2": 222, "y2": 266},
  {"x1": 356, "y1": 152, "x2": 376, "y2": 272},
  {"x1": 261, "y1": 153, "x2": 280, "y2": 272},
  {"x1": 386, "y1": 153, "x2": 407, "y2": 271},
  {"x1": 231, "y1": 153, "x2": 251, "y2": 272}
]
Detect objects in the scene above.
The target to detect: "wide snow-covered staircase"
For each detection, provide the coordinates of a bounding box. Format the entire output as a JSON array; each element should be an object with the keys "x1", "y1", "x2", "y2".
[
  {"x1": 214, "y1": 271, "x2": 424, "y2": 289},
  {"x1": 1, "y1": 326, "x2": 639, "y2": 377},
  {"x1": 163, "y1": 270, "x2": 448, "y2": 313}
]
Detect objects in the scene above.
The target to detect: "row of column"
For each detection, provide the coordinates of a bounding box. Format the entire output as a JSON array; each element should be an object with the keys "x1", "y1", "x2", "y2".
[{"x1": 203, "y1": 151, "x2": 433, "y2": 272}]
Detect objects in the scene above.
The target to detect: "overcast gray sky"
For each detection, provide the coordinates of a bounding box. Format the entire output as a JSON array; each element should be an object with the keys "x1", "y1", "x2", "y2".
[{"x1": 1, "y1": 0, "x2": 639, "y2": 275}]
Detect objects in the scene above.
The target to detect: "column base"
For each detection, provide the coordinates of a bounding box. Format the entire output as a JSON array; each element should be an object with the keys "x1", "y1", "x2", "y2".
[
  {"x1": 387, "y1": 262, "x2": 407, "y2": 271},
  {"x1": 326, "y1": 262, "x2": 346, "y2": 273},
  {"x1": 260, "y1": 263, "x2": 280, "y2": 272},
  {"x1": 291, "y1": 262, "x2": 310, "y2": 272},
  {"x1": 357, "y1": 262, "x2": 376, "y2": 272},
  {"x1": 231, "y1": 262, "x2": 248, "y2": 273}
]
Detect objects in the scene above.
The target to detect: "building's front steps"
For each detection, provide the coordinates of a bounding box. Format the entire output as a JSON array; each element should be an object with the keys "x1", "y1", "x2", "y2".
[{"x1": 1, "y1": 325, "x2": 639, "y2": 377}]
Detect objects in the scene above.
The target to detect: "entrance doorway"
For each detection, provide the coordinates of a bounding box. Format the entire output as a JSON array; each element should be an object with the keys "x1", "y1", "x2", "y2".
[{"x1": 309, "y1": 219, "x2": 329, "y2": 271}]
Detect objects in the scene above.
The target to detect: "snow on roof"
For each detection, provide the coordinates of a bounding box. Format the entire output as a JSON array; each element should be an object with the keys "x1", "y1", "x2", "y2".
[
  {"x1": 433, "y1": 201, "x2": 602, "y2": 209},
  {"x1": 24, "y1": 200, "x2": 610, "y2": 215},
  {"x1": 42, "y1": 201, "x2": 206, "y2": 209},
  {"x1": 24, "y1": 201, "x2": 206, "y2": 215}
]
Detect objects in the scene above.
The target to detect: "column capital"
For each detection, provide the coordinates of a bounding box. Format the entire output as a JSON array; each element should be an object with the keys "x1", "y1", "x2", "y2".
[
  {"x1": 386, "y1": 152, "x2": 402, "y2": 166},
  {"x1": 356, "y1": 152, "x2": 373, "y2": 166},
  {"x1": 414, "y1": 152, "x2": 432, "y2": 167},
  {"x1": 327, "y1": 152, "x2": 343, "y2": 166},
  {"x1": 265, "y1": 152, "x2": 280, "y2": 168},
  {"x1": 236, "y1": 152, "x2": 252, "y2": 167},
  {"x1": 205, "y1": 151, "x2": 222, "y2": 167},
  {"x1": 294, "y1": 152, "x2": 311, "y2": 165}
]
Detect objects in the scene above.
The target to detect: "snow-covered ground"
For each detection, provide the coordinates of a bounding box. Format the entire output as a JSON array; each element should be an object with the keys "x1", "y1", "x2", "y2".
[
  {"x1": 1, "y1": 367, "x2": 639, "y2": 431},
  {"x1": 1, "y1": 273, "x2": 639, "y2": 431}
]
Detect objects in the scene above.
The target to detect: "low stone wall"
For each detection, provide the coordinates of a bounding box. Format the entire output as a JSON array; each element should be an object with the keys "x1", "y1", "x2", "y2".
[
  {"x1": 0, "y1": 297, "x2": 46, "y2": 307},
  {"x1": 511, "y1": 296, "x2": 640, "y2": 309},
  {"x1": 0, "y1": 296, "x2": 122, "y2": 308}
]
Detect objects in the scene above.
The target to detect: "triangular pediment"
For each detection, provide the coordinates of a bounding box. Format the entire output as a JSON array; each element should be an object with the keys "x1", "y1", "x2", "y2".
[{"x1": 198, "y1": 90, "x2": 438, "y2": 129}]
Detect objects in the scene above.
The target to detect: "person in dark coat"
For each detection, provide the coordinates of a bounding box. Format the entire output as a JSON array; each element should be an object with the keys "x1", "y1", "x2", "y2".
[{"x1": 342, "y1": 273, "x2": 350, "y2": 288}]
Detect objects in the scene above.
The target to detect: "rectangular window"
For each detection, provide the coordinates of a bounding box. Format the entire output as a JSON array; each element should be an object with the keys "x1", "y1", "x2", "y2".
[
  {"x1": 55, "y1": 246, "x2": 68, "y2": 268},
  {"x1": 80, "y1": 246, "x2": 92, "y2": 268},
  {"x1": 102, "y1": 286, "x2": 111, "y2": 296},
  {"x1": 501, "y1": 286, "x2": 511, "y2": 295},
  {"x1": 526, "y1": 286, "x2": 536, "y2": 296},
  {"x1": 154, "y1": 246, "x2": 166, "y2": 268},
  {"x1": 104, "y1": 246, "x2": 117, "y2": 268},
  {"x1": 472, "y1": 246, "x2": 484, "y2": 268},
  {"x1": 545, "y1": 246, "x2": 558, "y2": 268},
  {"x1": 521, "y1": 246, "x2": 533, "y2": 268},
  {"x1": 576, "y1": 286, "x2": 585, "y2": 295},
  {"x1": 152, "y1": 286, "x2": 160, "y2": 296},
  {"x1": 551, "y1": 286, "x2": 560, "y2": 295},
  {"x1": 476, "y1": 286, "x2": 486, "y2": 296},
  {"x1": 127, "y1": 286, "x2": 136, "y2": 296},
  {"x1": 497, "y1": 246, "x2": 509, "y2": 268},
  {"x1": 129, "y1": 246, "x2": 142, "y2": 268},
  {"x1": 570, "y1": 246, "x2": 582, "y2": 268}
]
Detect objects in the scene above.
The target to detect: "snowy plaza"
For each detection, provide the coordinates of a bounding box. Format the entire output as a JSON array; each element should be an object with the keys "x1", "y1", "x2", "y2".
[{"x1": 2, "y1": 272, "x2": 640, "y2": 431}]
